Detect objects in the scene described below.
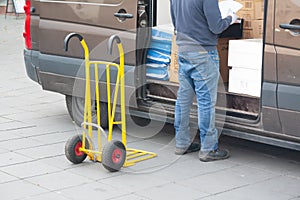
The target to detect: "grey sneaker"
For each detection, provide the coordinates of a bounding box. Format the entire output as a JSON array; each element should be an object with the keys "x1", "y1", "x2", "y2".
[
  {"x1": 199, "y1": 149, "x2": 230, "y2": 162},
  {"x1": 175, "y1": 143, "x2": 200, "y2": 155}
]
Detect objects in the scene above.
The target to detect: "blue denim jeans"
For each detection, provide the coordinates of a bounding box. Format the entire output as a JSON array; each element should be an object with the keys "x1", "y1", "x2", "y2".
[{"x1": 174, "y1": 50, "x2": 220, "y2": 152}]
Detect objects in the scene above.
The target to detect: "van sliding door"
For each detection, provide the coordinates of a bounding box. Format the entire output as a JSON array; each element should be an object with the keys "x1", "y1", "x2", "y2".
[
  {"x1": 39, "y1": 0, "x2": 138, "y2": 65},
  {"x1": 274, "y1": 0, "x2": 300, "y2": 138}
]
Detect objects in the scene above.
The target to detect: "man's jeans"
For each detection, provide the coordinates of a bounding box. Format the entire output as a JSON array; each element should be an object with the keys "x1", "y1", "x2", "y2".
[{"x1": 174, "y1": 50, "x2": 219, "y2": 152}]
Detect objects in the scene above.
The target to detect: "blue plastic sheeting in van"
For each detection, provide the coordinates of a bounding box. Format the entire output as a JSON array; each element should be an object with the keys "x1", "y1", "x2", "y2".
[
  {"x1": 146, "y1": 27, "x2": 173, "y2": 81},
  {"x1": 147, "y1": 49, "x2": 171, "y2": 64},
  {"x1": 149, "y1": 28, "x2": 172, "y2": 54},
  {"x1": 146, "y1": 64, "x2": 169, "y2": 81}
]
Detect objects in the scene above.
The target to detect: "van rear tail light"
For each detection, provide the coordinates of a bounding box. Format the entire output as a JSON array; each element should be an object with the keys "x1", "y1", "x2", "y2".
[{"x1": 23, "y1": 0, "x2": 32, "y2": 50}]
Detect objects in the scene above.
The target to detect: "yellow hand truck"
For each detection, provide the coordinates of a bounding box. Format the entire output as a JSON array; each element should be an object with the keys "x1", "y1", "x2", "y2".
[{"x1": 64, "y1": 33, "x2": 157, "y2": 172}]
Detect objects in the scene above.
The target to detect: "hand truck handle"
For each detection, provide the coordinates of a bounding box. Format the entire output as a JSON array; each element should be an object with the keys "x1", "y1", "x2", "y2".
[
  {"x1": 64, "y1": 33, "x2": 84, "y2": 52},
  {"x1": 108, "y1": 35, "x2": 122, "y2": 55}
]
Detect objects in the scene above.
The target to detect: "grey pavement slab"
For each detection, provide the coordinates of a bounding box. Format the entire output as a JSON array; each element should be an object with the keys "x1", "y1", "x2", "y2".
[
  {"x1": 1, "y1": 160, "x2": 61, "y2": 179},
  {"x1": 26, "y1": 170, "x2": 93, "y2": 191},
  {"x1": 198, "y1": 176, "x2": 298, "y2": 200},
  {"x1": 180, "y1": 164, "x2": 278, "y2": 195},
  {"x1": 15, "y1": 143, "x2": 65, "y2": 159},
  {"x1": 59, "y1": 181, "x2": 130, "y2": 200},
  {"x1": 17, "y1": 192, "x2": 72, "y2": 200},
  {"x1": 0, "y1": 170, "x2": 18, "y2": 183},
  {"x1": 109, "y1": 193, "x2": 152, "y2": 200},
  {"x1": 100, "y1": 173, "x2": 171, "y2": 192},
  {"x1": 0, "y1": 137, "x2": 47, "y2": 151},
  {"x1": 149, "y1": 158, "x2": 237, "y2": 182},
  {"x1": 1, "y1": 180, "x2": 48, "y2": 200},
  {"x1": 41, "y1": 155, "x2": 84, "y2": 170},
  {"x1": 0, "y1": 152, "x2": 33, "y2": 167},
  {"x1": 65, "y1": 162, "x2": 121, "y2": 181},
  {"x1": 135, "y1": 182, "x2": 209, "y2": 200}
]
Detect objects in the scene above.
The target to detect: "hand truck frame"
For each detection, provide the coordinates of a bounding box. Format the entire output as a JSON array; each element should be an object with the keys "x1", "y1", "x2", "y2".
[{"x1": 64, "y1": 33, "x2": 157, "y2": 172}]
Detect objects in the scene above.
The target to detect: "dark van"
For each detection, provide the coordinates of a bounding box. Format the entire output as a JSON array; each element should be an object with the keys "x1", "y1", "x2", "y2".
[{"x1": 23, "y1": 0, "x2": 300, "y2": 150}]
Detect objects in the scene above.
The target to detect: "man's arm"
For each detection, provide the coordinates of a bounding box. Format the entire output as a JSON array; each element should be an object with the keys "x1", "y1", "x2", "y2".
[
  {"x1": 170, "y1": 0, "x2": 176, "y2": 30},
  {"x1": 203, "y1": 0, "x2": 232, "y2": 34}
]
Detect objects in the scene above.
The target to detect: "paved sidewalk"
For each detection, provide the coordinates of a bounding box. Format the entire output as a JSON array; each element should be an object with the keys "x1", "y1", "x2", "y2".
[{"x1": 0, "y1": 15, "x2": 300, "y2": 200}]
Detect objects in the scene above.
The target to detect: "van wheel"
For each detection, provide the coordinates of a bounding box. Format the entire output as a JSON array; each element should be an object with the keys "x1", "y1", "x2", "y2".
[{"x1": 65, "y1": 95, "x2": 108, "y2": 129}]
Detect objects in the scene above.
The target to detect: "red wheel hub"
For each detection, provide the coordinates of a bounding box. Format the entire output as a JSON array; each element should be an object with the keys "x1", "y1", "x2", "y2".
[
  {"x1": 74, "y1": 141, "x2": 83, "y2": 157},
  {"x1": 112, "y1": 148, "x2": 122, "y2": 164}
]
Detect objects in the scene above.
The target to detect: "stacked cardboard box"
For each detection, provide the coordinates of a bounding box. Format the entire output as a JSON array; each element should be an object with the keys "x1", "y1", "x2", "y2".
[
  {"x1": 228, "y1": 39, "x2": 263, "y2": 97},
  {"x1": 169, "y1": 35, "x2": 179, "y2": 83},
  {"x1": 235, "y1": 0, "x2": 264, "y2": 38}
]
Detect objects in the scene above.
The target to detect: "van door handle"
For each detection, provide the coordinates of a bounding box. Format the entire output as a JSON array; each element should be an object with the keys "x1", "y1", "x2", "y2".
[
  {"x1": 114, "y1": 13, "x2": 134, "y2": 19},
  {"x1": 279, "y1": 24, "x2": 300, "y2": 30}
]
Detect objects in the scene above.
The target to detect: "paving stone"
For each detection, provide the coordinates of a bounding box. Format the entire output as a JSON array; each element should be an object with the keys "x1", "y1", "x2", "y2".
[
  {"x1": 136, "y1": 182, "x2": 209, "y2": 200},
  {"x1": 1, "y1": 160, "x2": 61, "y2": 179},
  {"x1": 59, "y1": 181, "x2": 130, "y2": 200},
  {"x1": 110, "y1": 194, "x2": 152, "y2": 200},
  {"x1": 0, "y1": 137, "x2": 47, "y2": 151},
  {"x1": 0, "y1": 152, "x2": 33, "y2": 167},
  {"x1": 26, "y1": 171, "x2": 93, "y2": 191},
  {"x1": 66, "y1": 162, "x2": 121, "y2": 181},
  {"x1": 198, "y1": 178, "x2": 295, "y2": 200},
  {"x1": 0, "y1": 170, "x2": 18, "y2": 183},
  {"x1": 40, "y1": 155, "x2": 83, "y2": 170},
  {"x1": 180, "y1": 164, "x2": 278, "y2": 195},
  {"x1": 0, "y1": 129, "x2": 25, "y2": 141},
  {"x1": 31, "y1": 131, "x2": 72, "y2": 145},
  {"x1": 101, "y1": 173, "x2": 171, "y2": 192},
  {"x1": 15, "y1": 143, "x2": 65, "y2": 159},
  {"x1": 252, "y1": 175, "x2": 300, "y2": 197},
  {"x1": 149, "y1": 158, "x2": 237, "y2": 182},
  {"x1": 18, "y1": 192, "x2": 72, "y2": 200},
  {"x1": 246, "y1": 154, "x2": 300, "y2": 176},
  {"x1": 0, "y1": 180, "x2": 48, "y2": 200}
]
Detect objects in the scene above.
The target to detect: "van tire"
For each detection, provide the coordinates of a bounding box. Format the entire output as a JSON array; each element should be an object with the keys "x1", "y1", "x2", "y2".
[{"x1": 65, "y1": 95, "x2": 108, "y2": 129}]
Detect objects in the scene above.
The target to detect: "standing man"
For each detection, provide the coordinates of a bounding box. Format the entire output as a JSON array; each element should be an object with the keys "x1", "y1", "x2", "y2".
[{"x1": 171, "y1": 0, "x2": 237, "y2": 161}]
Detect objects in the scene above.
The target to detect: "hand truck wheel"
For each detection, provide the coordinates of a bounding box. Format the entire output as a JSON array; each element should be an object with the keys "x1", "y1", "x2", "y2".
[
  {"x1": 65, "y1": 135, "x2": 89, "y2": 164},
  {"x1": 102, "y1": 140, "x2": 126, "y2": 172}
]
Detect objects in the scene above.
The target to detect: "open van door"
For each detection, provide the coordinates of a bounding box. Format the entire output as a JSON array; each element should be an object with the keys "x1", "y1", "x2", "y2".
[{"x1": 275, "y1": 0, "x2": 300, "y2": 137}]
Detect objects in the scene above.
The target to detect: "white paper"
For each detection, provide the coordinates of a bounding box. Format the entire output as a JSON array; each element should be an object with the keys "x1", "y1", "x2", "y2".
[{"x1": 219, "y1": 0, "x2": 243, "y2": 19}]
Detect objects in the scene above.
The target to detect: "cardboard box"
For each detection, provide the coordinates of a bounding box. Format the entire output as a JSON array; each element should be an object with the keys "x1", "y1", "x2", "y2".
[
  {"x1": 229, "y1": 67, "x2": 262, "y2": 97},
  {"x1": 169, "y1": 35, "x2": 179, "y2": 83},
  {"x1": 236, "y1": 0, "x2": 255, "y2": 11},
  {"x1": 228, "y1": 39, "x2": 263, "y2": 70},
  {"x1": 217, "y1": 38, "x2": 230, "y2": 82},
  {"x1": 237, "y1": 10, "x2": 254, "y2": 29},
  {"x1": 252, "y1": 19, "x2": 264, "y2": 38},
  {"x1": 254, "y1": 1, "x2": 264, "y2": 19},
  {"x1": 243, "y1": 29, "x2": 253, "y2": 39}
]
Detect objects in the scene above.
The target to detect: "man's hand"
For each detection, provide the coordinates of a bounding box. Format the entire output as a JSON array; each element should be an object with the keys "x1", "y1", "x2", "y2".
[{"x1": 227, "y1": 8, "x2": 238, "y2": 25}]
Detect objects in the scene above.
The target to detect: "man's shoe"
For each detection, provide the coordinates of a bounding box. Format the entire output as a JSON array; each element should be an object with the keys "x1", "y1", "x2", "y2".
[
  {"x1": 175, "y1": 143, "x2": 200, "y2": 155},
  {"x1": 199, "y1": 149, "x2": 230, "y2": 162}
]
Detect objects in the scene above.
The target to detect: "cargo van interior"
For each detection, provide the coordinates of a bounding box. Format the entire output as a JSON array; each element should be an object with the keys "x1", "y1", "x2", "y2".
[{"x1": 143, "y1": 0, "x2": 265, "y2": 122}]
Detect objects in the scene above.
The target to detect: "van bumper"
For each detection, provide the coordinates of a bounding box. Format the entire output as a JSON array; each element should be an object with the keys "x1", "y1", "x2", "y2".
[{"x1": 24, "y1": 49, "x2": 40, "y2": 83}]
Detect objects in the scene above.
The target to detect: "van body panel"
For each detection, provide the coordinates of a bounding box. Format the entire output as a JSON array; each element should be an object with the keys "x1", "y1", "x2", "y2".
[
  {"x1": 38, "y1": 0, "x2": 138, "y2": 65},
  {"x1": 262, "y1": 107, "x2": 282, "y2": 133},
  {"x1": 263, "y1": 45, "x2": 277, "y2": 82},
  {"x1": 274, "y1": 0, "x2": 300, "y2": 138},
  {"x1": 274, "y1": 0, "x2": 300, "y2": 49},
  {"x1": 265, "y1": 0, "x2": 274, "y2": 44},
  {"x1": 277, "y1": 47, "x2": 300, "y2": 85}
]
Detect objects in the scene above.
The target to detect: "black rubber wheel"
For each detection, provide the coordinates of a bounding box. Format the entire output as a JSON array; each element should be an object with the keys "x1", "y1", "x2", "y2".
[
  {"x1": 65, "y1": 135, "x2": 89, "y2": 164},
  {"x1": 102, "y1": 140, "x2": 126, "y2": 172},
  {"x1": 65, "y1": 95, "x2": 108, "y2": 129}
]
